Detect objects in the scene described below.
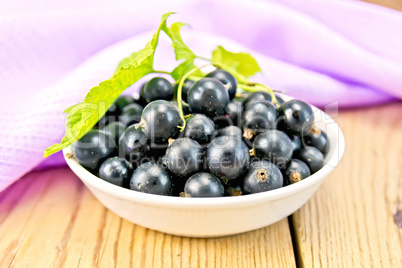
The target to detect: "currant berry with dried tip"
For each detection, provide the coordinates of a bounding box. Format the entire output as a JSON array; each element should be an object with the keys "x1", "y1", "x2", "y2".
[
  {"x1": 243, "y1": 160, "x2": 283, "y2": 194},
  {"x1": 242, "y1": 101, "x2": 277, "y2": 139},
  {"x1": 303, "y1": 125, "x2": 329, "y2": 155},
  {"x1": 284, "y1": 159, "x2": 311, "y2": 185}
]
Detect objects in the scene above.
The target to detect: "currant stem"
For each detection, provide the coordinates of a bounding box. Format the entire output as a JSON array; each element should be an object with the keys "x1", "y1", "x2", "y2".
[
  {"x1": 195, "y1": 55, "x2": 250, "y2": 84},
  {"x1": 177, "y1": 63, "x2": 213, "y2": 131},
  {"x1": 195, "y1": 55, "x2": 280, "y2": 107},
  {"x1": 239, "y1": 83, "x2": 280, "y2": 108},
  {"x1": 153, "y1": 70, "x2": 171, "y2": 74},
  {"x1": 255, "y1": 83, "x2": 279, "y2": 107},
  {"x1": 195, "y1": 55, "x2": 211, "y2": 62}
]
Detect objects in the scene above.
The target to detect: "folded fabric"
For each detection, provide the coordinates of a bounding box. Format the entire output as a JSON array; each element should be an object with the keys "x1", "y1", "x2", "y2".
[{"x1": 0, "y1": 0, "x2": 401, "y2": 192}]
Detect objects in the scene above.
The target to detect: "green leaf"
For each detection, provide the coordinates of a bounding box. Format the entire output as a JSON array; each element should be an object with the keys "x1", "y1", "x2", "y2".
[
  {"x1": 171, "y1": 60, "x2": 195, "y2": 81},
  {"x1": 116, "y1": 12, "x2": 174, "y2": 71},
  {"x1": 171, "y1": 59, "x2": 206, "y2": 81},
  {"x1": 162, "y1": 22, "x2": 195, "y2": 61},
  {"x1": 212, "y1": 45, "x2": 261, "y2": 81},
  {"x1": 44, "y1": 12, "x2": 174, "y2": 157}
]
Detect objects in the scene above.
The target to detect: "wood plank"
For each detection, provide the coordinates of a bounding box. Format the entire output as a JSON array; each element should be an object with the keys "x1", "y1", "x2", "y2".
[
  {"x1": 0, "y1": 168, "x2": 296, "y2": 267},
  {"x1": 362, "y1": 0, "x2": 402, "y2": 11},
  {"x1": 292, "y1": 103, "x2": 402, "y2": 267}
]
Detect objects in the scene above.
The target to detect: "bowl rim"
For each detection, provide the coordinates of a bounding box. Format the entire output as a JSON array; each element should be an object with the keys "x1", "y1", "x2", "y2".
[{"x1": 63, "y1": 96, "x2": 345, "y2": 208}]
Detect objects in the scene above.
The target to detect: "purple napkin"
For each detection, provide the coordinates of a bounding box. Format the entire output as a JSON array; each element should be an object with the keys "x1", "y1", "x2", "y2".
[{"x1": 1, "y1": 0, "x2": 401, "y2": 192}]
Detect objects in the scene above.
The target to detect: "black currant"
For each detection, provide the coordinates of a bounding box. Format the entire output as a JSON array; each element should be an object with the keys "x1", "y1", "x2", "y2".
[
  {"x1": 170, "y1": 173, "x2": 188, "y2": 196},
  {"x1": 98, "y1": 103, "x2": 119, "y2": 127},
  {"x1": 303, "y1": 125, "x2": 329, "y2": 155},
  {"x1": 206, "y1": 69, "x2": 237, "y2": 100},
  {"x1": 284, "y1": 159, "x2": 311, "y2": 185},
  {"x1": 216, "y1": 126, "x2": 243, "y2": 139},
  {"x1": 207, "y1": 136, "x2": 250, "y2": 180},
  {"x1": 290, "y1": 135, "x2": 302, "y2": 154},
  {"x1": 252, "y1": 130, "x2": 293, "y2": 168},
  {"x1": 137, "y1": 83, "x2": 149, "y2": 107},
  {"x1": 141, "y1": 77, "x2": 173, "y2": 102},
  {"x1": 243, "y1": 160, "x2": 283, "y2": 194},
  {"x1": 166, "y1": 138, "x2": 203, "y2": 177},
  {"x1": 130, "y1": 162, "x2": 172, "y2": 196},
  {"x1": 184, "y1": 114, "x2": 215, "y2": 144},
  {"x1": 243, "y1": 92, "x2": 271, "y2": 108},
  {"x1": 140, "y1": 100, "x2": 182, "y2": 143},
  {"x1": 119, "y1": 103, "x2": 143, "y2": 126},
  {"x1": 147, "y1": 141, "x2": 170, "y2": 158},
  {"x1": 170, "y1": 100, "x2": 190, "y2": 115},
  {"x1": 73, "y1": 129, "x2": 116, "y2": 170},
  {"x1": 225, "y1": 101, "x2": 243, "y2": 126},
  {"x1": 212, "y1": 115, "x2": 233, "y2": 130},
  {"x1": 160, "y1": 154, "x2": 169, "y2": 167},
  {"x1": 175, "y1": 79, "x2": 194, "y2": 102},
  {"x1": 187, "y1": 77, "x2": 229, "y2": 117},
  {"x1": 224, "y1": 176, "x2": 244, "y2": 196},
  {"x1": 102, "y1": 121, "x2": 125, "y2": 144},
  {"x1": 295, "y1": 146, "x2": 324, "y2": 173},
  {"x1": 114, "y1": 95, "x2": 135, "y2": 112},
  {"x1": 242, "y1": 101, "x2": 277, "y2": 139},
  {"x1": 118, "y1": 124, "x2": 149, "y2": 165},
  {"x1": 183, "y1": 172, "x2": 224, "y2": 197},
  {"x1": 99, "y1": 157, "x2": 133, "y2": 187},
  {"x1": 278, "y1": 99, "x2": 314, "y2": 136}
]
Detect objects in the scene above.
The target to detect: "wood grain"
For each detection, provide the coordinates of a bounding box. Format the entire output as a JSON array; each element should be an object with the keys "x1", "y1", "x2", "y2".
[
  {"x1": 0, "y1": 168, "x2": 296, "y2": 268},
  {"x1": 292, "y1": 103, "x2": 402, "y2": 267}
]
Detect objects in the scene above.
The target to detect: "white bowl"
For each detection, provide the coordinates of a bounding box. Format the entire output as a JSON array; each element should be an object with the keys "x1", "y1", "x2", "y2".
[{"x1": 63, "y1": 97, "x2": 345, "y2": 237}]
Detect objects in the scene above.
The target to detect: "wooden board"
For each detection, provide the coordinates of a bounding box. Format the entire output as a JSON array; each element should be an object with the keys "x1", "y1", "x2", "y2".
[
  {"x1": 363, "y1": 0, "x2": 402, "y2": 10},
  {"x1": 292, "y1": 103, "x2": 402, "y2": 267},
  {"x1": 0, "y1": 168, "x2": 296, "y2": 268}
]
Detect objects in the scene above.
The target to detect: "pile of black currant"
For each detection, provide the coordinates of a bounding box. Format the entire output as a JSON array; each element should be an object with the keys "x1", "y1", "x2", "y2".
[{"x1": 72, "y1": 69, "x2": 329, "y2": 197}]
